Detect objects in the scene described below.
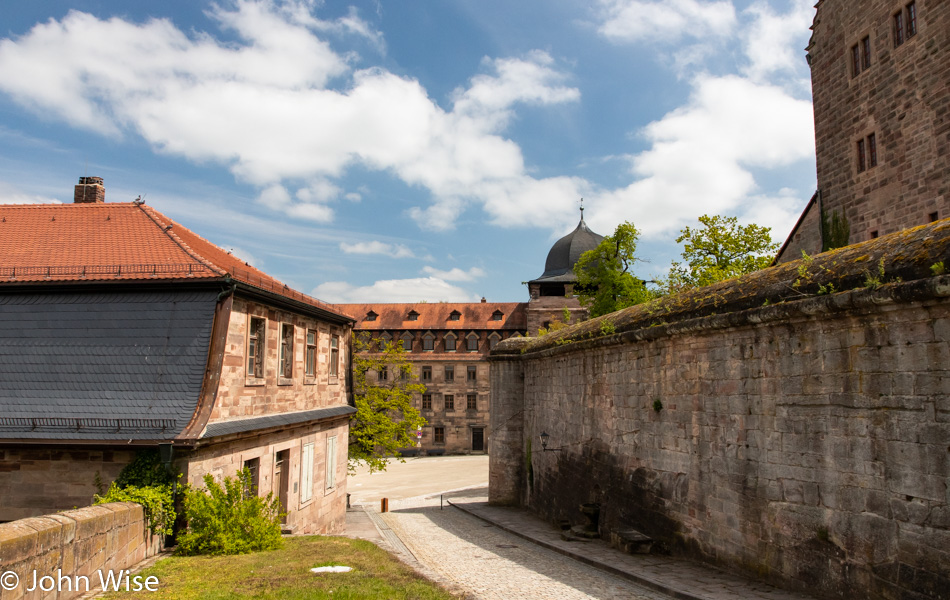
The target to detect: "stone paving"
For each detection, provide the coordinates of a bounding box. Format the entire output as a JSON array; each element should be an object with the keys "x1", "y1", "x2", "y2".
[
  {"x1": 347, "y1": 488, "x2": 822, "y2": 600},
  {"x1": 376, "y1": 492, "x2": 672, "y2": 600}
]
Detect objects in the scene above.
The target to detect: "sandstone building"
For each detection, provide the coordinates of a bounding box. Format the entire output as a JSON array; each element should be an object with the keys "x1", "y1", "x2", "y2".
[
  {"x1": 0, "y1": 178, "x2": 354, "y2": 534},
  {"x1": 777, "y1": 0, "x2": 949, "y2": 261},
  {"x1": 342, "y1": 210, "x2": 603, "y2": 455}
]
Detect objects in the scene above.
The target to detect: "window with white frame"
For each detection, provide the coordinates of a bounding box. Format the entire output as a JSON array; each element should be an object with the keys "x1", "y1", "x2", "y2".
[
  {"x1": 248, "y1": 317, "x2": 265, "y2": 378},
  {"x1": 326, "y1": 436, "x2": 337, "y2": 490},
  {"x1": 280, "y1": 323, "x2": 294, "y2": 378},
  {"x1": 330, "y1": 335, "x2": 339, "y2": 378},
  {"x1": 300, "y1": 442, "x2": 314, "y2": 503},
  {"x1": 306, "y1": 330, "x2": 317, "y2": 376}
]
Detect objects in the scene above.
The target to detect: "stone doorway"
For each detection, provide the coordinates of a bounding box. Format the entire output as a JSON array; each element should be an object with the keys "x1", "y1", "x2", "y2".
[{"x1": 472, "y1": 427, "x2": 484, "y2": 452}]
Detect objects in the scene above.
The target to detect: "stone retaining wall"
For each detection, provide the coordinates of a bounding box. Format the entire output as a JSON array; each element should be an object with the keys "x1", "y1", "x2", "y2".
[
  {"x1": 490, "y1": 226, "x2": 950, "y2": 599},
  {"x1": 0, "y1": 502, "x2": 162, "y2": 600}
]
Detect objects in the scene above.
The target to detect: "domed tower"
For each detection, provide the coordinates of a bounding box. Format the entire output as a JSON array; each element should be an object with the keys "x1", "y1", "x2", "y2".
[{"x1": 526, "y1": 207, "x2": 603, "y2": 334}]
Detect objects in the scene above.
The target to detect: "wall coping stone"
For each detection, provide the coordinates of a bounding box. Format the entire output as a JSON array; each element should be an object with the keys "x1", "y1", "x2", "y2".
[{"x1": 493, "y1": 219, "x2": 950, "y2": 359}]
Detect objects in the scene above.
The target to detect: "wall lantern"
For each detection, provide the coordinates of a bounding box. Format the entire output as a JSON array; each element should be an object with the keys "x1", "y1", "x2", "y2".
[
  {"x1": 539, "y1": 431, "x2": 562, "y2": 452},
  {"x1": 158, "y1": 443, "x2": 175, "y2": 473}
]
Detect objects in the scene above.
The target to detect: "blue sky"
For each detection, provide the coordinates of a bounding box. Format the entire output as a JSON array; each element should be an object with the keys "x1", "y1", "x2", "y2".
[{"x1": 0, "y1": 0, "x2": 817, "y2": 303}]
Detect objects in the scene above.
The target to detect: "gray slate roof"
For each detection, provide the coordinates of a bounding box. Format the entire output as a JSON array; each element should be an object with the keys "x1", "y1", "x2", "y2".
[
  {"x1": 202, "y1": 405, "x2": 356, "y2": 439},
  {"x1": 0, "y1": 288, "x2": 217, "y2": 441},
  {"x1": 532, "y1": 215, "x2": 604, "y2": 282}
]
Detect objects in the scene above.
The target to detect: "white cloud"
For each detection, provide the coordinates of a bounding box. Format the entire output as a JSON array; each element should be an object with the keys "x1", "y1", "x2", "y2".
[
  {"x1": 586, "y1": 0, "x2": 817, "y2": 242},
  {"x1": 598, "y1": 0, "x2": 737, "y2": 43},
  {"x1": 0, "y1": 2, "x2": 583, "y2": 232},
  {"x1": 312, "y1": 277, "x2": 479, "y2": 303},
  {"x1": 339, "y1": 241, "x2": 415, "y2": 258},
  {"x1": 588, "y1": 74, "x2": 814, "y2": 237},
  {"x1": 0, "y1": 181, "x2": 61, "y2": 204},
  {"x1": 741, "y1": 0, "x2": 815, "y2": 85},
  {"x1": 256, "y1": 183, "x2": 333, "y2": 222},
  {"x1": 0, "y1": 191, "x2": 62, "y2": 204},
  {"x1": 421, "y1": 266, "x2": 486, "y2": 282}
]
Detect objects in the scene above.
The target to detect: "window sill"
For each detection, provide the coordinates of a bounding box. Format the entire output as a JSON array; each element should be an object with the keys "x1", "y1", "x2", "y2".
[
  {"x1": 304, "y1": 376, "x2": 317, "y2": 386},
  {"x1": 245, "y1": 377, "x2": 266, "y2": 387},
  {"x1": 329, "y1": 376, "x2": 340, "y2": 385},
  {"x1": 278, "y1": 377, "x2": 294, "y2": 386}
]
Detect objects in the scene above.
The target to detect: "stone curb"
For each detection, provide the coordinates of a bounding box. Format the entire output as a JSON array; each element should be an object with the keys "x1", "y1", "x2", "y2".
[{"x1": 445, "y1": 499, "x2": 826, "y2": 600}]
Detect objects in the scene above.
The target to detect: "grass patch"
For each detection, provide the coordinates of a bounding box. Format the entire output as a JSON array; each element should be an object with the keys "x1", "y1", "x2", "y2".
[{"x1": 103, "y1": 536, "x2": 458, "y2": 600}]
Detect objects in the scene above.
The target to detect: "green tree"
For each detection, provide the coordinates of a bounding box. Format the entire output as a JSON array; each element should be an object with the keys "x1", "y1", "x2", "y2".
[
  {"x1": 573, "y1": 221, "x2": 654, "y2": 318},
  {"x1": 349, "y1": 335, "x2": 427, "y2": 473},
  {"x1": 668, "y1": 215, "x2": 778, "y2": 289}
]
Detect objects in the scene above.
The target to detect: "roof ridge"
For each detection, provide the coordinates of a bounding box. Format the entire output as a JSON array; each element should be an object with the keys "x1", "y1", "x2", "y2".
[{"x1": 136, "y1": 204, "x2": 227, "y2": 277}]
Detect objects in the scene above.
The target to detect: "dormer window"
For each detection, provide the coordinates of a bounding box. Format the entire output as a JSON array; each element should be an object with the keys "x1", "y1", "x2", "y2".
[
  {"x1": 444, "y1": 332, "x2": 457, "y2": 352},
  {"x1": 448, "y1": 311, "x2": 461, "y2": 321},
  {"x1": 491, "y1": 310, "x2": 503, "y2": 321},
  {"x1": 423, "y1": 332, "x2": 435, "y2": 352},
  {"x1": 489, "y1": 333, "x2": 501, "y2": 349},
  {"x1": 365, "y1": 311, "x2": 377, "y2": 322},
  {"x1": 401, "y1": 332, "x2": 414, "y2": 351},
  {"x1": 407, "y1": 310, "x2": 419, "y2": 321},
  {"x1": 466, "y1": 332, "x2": 479, "y2": 352}
]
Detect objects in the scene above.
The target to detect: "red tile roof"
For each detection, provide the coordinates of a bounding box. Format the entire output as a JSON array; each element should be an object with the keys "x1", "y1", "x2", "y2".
[
  {"x1": 337, "y1": 302, "x2": 527, "y2": 330},
  {"x1": 0, "y1": 202, "x2": 345, "y2": 318}
]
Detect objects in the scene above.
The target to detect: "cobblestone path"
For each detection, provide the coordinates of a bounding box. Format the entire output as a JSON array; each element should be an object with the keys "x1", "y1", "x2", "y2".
[{"x1": 380, "y1": 495, "x2": 675, "y2": 600}]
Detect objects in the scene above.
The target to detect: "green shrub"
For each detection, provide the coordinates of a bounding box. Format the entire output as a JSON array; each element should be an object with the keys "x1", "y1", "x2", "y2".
[
  {"x1": 115, "y1": 449, "x2": 177, "y2": 488},
  {"x1": 95, "y1": 482, "x2": 176, "y2": 536},
  {"x1": 176, "y1": 469, "x2": 283, "y2": 556}
]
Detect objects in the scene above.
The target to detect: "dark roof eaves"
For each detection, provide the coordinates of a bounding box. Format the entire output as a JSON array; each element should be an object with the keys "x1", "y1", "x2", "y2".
[
  {"x1": 201, "y1": 405, "x2": 356, "y2": 439},
  {"x1": 234, "y1": 281, "x2": 354, "y2": 325}
]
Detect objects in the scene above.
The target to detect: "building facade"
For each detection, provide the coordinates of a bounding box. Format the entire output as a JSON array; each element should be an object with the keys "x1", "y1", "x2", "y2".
[
  {"x1": 339, "y1": 302, "x2": 527, "y2": 455},
  {"x1": 0, "y1": 179, "x2": 354, "y2": 534},
  {"x1": 342, "y1": 210, "x2": 603, "y2": 456},
  {"x1": 777, "y1": 0, "x2": 949, "y2": 262}
]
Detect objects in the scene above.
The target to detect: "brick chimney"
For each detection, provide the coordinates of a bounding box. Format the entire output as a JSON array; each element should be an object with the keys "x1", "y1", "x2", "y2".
[{"x1": 74, "y1": 176, "x2": 105, "y2": 204}]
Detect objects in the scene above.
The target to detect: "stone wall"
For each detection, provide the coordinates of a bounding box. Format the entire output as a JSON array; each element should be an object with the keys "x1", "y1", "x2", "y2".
[
  {"x1": 0, "y1": 448, "x2": 138, "y2": 523},
  {"x1": 490, "y1": 224, "x2": 950, "y2": 599},
  {"x1": 809, "y1": 0, "x2": 950, "y2": 246},
  {"x1": 0, "y1": 502, "x2": 162, "y2": 600},
  {"x1": 213, "y1": 298, "x2": 349, "y2": 421},
  {"x1": 181, "y1": 417, "x2": 350, "y2": 535}
]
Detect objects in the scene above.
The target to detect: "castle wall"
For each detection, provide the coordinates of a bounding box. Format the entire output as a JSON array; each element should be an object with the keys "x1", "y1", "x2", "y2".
[{"x1": 490, "y1": 235, "x2": 950, "y2": 599}]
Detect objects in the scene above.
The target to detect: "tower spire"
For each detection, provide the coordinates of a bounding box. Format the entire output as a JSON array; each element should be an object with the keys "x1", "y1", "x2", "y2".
[{"x1": 579, "y1": 197, "x2": 585, "y2": 221}]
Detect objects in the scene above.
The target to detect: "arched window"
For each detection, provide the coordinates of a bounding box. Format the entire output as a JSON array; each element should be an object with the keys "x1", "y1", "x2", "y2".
[
  {"x1": 401, "y1": 332, "x2": 414, "y2": 351},
  {"x1": 466, "y1": 332, "x2": 479, "y2": 352},
  {"x1": 489, "y1": 333, "x2": 501, "y2": 349},
  {"x1": 444, "y1": 332, "x2": 457, "y2": 352},
  {"x1": 423, "y1": 332, "x2": 435, "y2": 351},
  {"x1": 379, "y1": 332, "x2": 392, "y2": 349}
]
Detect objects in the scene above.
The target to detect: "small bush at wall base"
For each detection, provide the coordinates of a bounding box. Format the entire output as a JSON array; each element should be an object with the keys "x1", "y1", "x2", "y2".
[
  {"x1": 176, "y1": 469, "x2": 283, "y2": 556},
  {"x1": 95, "y1": 482, "x2": 176, "y2": 536},
  {"x1": 653, "y1": 398, "x2": 663, "y2": 412}
]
